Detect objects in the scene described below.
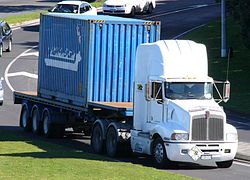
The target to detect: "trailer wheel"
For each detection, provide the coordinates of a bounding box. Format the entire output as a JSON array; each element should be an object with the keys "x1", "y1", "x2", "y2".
[
  {"x1": 216, "y1": 160, "x2": 233, "y2": 168},
  {"x1": 91, "y1": 124, "x2": 105, "y2": 154},
  {"x1": 106, "y1": 126, "x2": 118, "y2": 157},
  {"x1": 42, "y1": 111, "x2": 53, "y2": 138},
  {"x1": 20, "y1": 105, "x2": 31, "y2": 131},
  {"x1": 153, "y1": 137, "x2": 168, "y2": 169},
  {"x1": 32, "y1": 108, "x2": 42, "y2": 135}
]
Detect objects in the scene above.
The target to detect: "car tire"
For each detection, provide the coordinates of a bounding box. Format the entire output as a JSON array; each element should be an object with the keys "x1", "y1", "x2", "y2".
[
  {"x1": 147, "y1": 3, "x2": 153, "y2": 14},
  {"x1": 130, "y1": 7, "x2": 136, "y2": 17},
  {"x1": 0, "y1": 44, "x2": 3, "y2": 57},
  {"x1": 6, "y1": 39, "x2": 12, "y2": 52}
]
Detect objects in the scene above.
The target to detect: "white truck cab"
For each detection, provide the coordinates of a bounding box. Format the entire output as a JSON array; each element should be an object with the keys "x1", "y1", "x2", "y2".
[
  {"x1": 131, "y1": 40, "x2": 238, "y2": 168},
  {"x1": 102, "y1": 0, "x2": 156, "y2": 17}
]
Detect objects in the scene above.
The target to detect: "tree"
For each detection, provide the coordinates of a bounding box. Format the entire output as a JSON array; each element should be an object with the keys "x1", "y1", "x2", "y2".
[{"x1": 239, "y1": 0, "x2": 250, "y2": 48}]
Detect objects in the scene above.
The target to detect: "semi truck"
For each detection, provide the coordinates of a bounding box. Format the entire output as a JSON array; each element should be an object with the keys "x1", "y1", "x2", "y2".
[{"x1": 14, "y1": 13, "x2": 238, "y2": 168}]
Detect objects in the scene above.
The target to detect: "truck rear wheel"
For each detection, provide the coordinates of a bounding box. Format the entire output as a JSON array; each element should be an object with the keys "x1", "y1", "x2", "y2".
[
  {"x1": 32, "y1": 108, "x2": 42, "y2": 135},
  {"x1": 20, "y1": 105, "x2": 31, "y2": 131},
  {"x1": 153, "y1": 137, "x2": 168, "y2": 169},
  {"x1": 106, "y1": 126, "x2": 118, "y2": 157},
  {"x1": 42, "y1": 111, "x2": 53, "y2": 138},
  {"x1": 91, "y1": 124, "x2": 105, "y2": 154},
  {"x1": 216, "y1": 160, "x2": 233, "y2": 168}
]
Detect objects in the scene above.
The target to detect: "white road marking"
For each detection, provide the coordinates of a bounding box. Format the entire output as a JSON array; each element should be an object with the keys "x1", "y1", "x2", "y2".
[
  {"x1": 20, "y1": 52, "x2": 39, "y2": 57},
  {"x1": 4, "y1": 46, "x2": 38, "y2": 92},
  {"x1": 172, "y1": 24, "x2": 206, "y2": 39},
  {"x1": 6, "y1": 72, "x2": 38, "y2": 79},
  {"x1": 147, "y1": 4, "x2": 210, "y2": 19}
]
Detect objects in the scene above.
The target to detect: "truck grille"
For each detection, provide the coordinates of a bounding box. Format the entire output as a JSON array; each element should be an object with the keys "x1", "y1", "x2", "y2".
[{"x1": 192, "y1": 115, "x2": 224, "y2": 141}]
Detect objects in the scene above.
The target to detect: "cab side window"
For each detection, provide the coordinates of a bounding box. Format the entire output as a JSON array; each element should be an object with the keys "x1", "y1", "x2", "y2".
[{"x1": 151, "y1": 82, "x2": 162, "y2": 100}]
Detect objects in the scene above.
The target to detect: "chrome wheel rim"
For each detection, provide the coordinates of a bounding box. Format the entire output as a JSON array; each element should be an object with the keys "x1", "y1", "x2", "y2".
[{"x1": 154, "y1": 143, "x2": 164, "y2": 163}]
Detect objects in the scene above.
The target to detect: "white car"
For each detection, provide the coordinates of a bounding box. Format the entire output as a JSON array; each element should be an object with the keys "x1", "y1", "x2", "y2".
[
  {"x1": 102, "y1": 0, "x2": 156, "y2": 17},
  {"x1": 0, "y1": 77, "x2": 3, "y2": 106},
  {"x1": 49, "y1": 1, "x2": 97, "y2": 15}
]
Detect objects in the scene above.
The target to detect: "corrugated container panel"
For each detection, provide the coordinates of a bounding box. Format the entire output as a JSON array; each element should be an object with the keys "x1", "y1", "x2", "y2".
[{"x1": 38, "y1": 14, "x2": 161, "y2": 107}]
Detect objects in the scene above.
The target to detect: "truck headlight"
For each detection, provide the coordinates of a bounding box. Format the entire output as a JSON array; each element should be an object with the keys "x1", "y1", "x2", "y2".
[
  {"x1": 226, "y1": 133, "x2": 238, "y2": 141},
  {"x1": 171, "y1": 133, "x2": 189, "y2": 141}
]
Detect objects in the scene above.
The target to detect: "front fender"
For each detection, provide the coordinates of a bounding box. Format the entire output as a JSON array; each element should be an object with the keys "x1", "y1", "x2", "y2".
[{"x1": 150, "y1": 122, "x2": 188, "y2": 141}]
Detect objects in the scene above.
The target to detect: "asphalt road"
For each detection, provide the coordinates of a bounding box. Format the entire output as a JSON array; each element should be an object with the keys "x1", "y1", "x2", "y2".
[
  {"x1": 1, "y1": 0, "x2": 250, "y2": 179},
  {"x1": 0, "y1": 0, "x2": 59, "y2": 18}
]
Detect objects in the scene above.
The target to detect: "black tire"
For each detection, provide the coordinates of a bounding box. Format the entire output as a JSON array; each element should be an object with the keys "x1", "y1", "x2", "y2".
[
  {"x1": 42, "y1": 110, "x2": 54, "y2": 138},
  {"x1": 130, "y1": 7, "x2": 136, "y2": 17},
  {"x1": 106, "y1": 126, "x2": 118, "y2": 157},
  {"x1": 6, "y1": 39, "x2": 12, "y2": 52},
  {"x1": 152, "y1": 137, "x2": 168, "y2": 169},
  {"x1": 20, "y1": 105, "x2": 32, "y2": 131},
  {"x1": 0, "y1": 44, "x2": 3, "y2": 57},
  {"x1": 147, "y1": 3, "x2": 153, "y2": 14},
  {"x1": 216, "y1": 160, "x2": 233, "y2": 168},
  {"x1": 31, "y1": 108, "x2": 42, "y2": 135},
  {"x1": 91, "y1": 124, "x2": 105, "y2": 154}
]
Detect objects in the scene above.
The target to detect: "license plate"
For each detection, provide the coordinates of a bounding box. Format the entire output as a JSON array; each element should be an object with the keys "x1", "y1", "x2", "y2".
[{"x1": 201, "y1": 155, "x2": 212, "y2": 160}]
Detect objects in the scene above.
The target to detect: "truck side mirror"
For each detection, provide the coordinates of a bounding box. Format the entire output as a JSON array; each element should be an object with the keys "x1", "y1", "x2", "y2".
[{"x1": 223, "y1": 81, "x2": 230, "y2": 103}]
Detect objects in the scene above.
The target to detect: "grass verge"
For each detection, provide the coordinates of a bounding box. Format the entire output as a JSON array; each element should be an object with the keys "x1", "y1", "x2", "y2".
[
  {"x1": 0, "y1": 129, "x2": 195, "y2": 179},
  {"x1": 2, "y1": 0, "x2": 105, "y2": 25},
  {"x1": 184, "y1": 17, "x2": 250, "y2": 115}
]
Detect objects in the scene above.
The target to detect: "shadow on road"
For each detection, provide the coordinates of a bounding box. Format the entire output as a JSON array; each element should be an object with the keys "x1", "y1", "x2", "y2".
[{"x1": 22, "y1": 25, "x2": 40, "y2": 33}]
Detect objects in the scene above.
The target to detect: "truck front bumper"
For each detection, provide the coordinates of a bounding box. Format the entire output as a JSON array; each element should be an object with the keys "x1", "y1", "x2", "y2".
[{"x1": 165, "y1": 141, "x2": 238, "y2": 163}]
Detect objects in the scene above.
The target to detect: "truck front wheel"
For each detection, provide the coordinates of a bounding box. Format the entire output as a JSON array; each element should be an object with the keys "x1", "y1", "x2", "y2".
[
  {"x1": 153, "y1": 137, "x2": 168, "y2": 168},
  {"x1": 91, "y1": 124, "x2": 105, "y2": 154},
  {"x1": 20, "y1": 105, "x2": 31, "y2": 131},
  {"x1": 216, "y1": 160, "x2": 233, "y2": 168}
]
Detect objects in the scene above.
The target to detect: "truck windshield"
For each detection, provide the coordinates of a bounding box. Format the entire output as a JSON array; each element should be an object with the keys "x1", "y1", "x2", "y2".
[{"x1": 164, "y1": 82, "x2": 213, "y2": 100}]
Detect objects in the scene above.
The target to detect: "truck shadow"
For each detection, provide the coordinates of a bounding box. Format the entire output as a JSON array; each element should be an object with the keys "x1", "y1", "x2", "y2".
[
  {"x1": 0, "y1": 126, "x2": 217, "y2": 170},
  {"x1": 0, "y1": 126, "x2": 112, "y2": 162}
]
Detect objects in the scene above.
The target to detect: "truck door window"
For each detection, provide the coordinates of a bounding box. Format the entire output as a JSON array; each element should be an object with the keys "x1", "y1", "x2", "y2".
[{"x1": 151, "y1": 82, "x2": 162, "y2": 100}]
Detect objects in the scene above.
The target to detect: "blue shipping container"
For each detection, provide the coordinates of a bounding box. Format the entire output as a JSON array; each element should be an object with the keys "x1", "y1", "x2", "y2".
[{"x1": 38, "y1": 14, "x2": 161, "y2": 107}]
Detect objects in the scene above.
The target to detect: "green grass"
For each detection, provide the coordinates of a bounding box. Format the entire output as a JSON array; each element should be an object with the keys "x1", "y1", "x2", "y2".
[
  {"x1": 184, "y1": 17, "x2": 250, "y2": 115},
  {"x1": 2, "y1": 0, "x2": 105, "y2": 25},
  {"x1": 0, "y1": 129, "x2": 196, "y2": 179}
]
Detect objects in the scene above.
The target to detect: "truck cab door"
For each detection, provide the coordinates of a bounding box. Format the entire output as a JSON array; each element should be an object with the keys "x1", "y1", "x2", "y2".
[{"x1": 147, "y1": 82, "x2": 164, "y2": 125}]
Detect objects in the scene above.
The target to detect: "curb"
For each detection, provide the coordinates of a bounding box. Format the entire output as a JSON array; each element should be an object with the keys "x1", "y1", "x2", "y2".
[
  {"x1": 10, "y1": 19, "x2": 40, "y2": 29},
  {"x1": 236, "y1": 153, "x2": 250, "y2": 162}
]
